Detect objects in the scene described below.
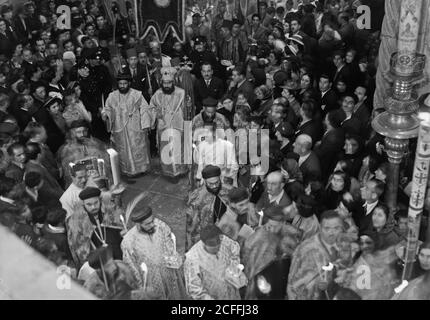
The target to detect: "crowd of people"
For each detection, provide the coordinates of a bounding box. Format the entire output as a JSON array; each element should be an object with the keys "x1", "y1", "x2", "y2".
[{"x1": 0, "y1": 0, "x2": 429, "y2": 300}]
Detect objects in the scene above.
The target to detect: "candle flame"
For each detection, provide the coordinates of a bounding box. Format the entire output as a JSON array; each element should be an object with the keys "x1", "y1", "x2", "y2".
[
  {"x1": 322, "y1": 262, "x2": 334, "y2": 271},
  {"x1": 394, "y1": 280, "x2": 408, "y2": 294}
]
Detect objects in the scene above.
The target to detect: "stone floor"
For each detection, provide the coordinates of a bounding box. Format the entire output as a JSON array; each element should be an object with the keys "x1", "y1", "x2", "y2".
[{"x1": 121, "y1": 158, "x2": 191, "y2": 254}]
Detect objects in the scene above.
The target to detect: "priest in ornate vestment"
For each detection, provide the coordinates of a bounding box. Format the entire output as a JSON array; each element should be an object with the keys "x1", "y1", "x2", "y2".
[
  {"x1": 121, "y1": 206, "x2": 188, "y2": 300},
  {"x1": 184, "y1": 225, "x2": 243, "y2": 300},
  {"x1": 102, "y1": 70, "x2": 152, "y2": 177},
  {"x1": 149, "y1": 67, "x2": 188, "y2": 178}
]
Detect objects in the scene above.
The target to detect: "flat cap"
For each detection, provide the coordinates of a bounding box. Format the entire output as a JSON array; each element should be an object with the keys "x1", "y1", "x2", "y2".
[
  {"x1": 130, "y1": 206, "x2": 153, "y2": 223},
  {"x1": 264, "y1": 205, "x2": 285, "y2": 222},
  {"x1": 79, "y1": 187, "x2": 101, "y2": 201},
  {"x1": 202, "y1": 165, "x2": 221, "y2": 179},
  {"x1": 202, "y1": 97, "x2": 218, "y2": 108},
  {"x1": 200, "y1": 225, "x2": 222, "y2": 246},
  {"x1": 228, "y1": 187, "x2": 249, "y2": 203}
]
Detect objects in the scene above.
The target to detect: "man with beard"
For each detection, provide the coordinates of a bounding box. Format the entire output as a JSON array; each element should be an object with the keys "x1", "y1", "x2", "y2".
[
  {"x1": 192, "y1": 97, "x2": 229, "y2": 131},
  {"x1": 185, "y1": 165, "x2": 231, "y2": 250},
  {"x1": 102, "y1": 70, "x2": 151, "y2": 178},
  {"x1": 66, "y1": 187, "x2": 124, "y2": 268},
  {"x1": 57, "y1": 120, "x2": 112, "y2": 187},
  {"x1": 121, "y1": 206, "x2": 188, "y2": 300},
  {"x1": 287, "y1": 210, "x2": 344, "y2": 300},
  {"x1": 149, "y1": 68, "x2": 188, "y2": 178}
]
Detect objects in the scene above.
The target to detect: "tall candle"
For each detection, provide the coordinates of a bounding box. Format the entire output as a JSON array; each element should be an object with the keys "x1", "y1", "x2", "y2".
[
  {"x1": 396, "y1": 0, "x2": 423, "y2": 75},
  {"x1": 107, "y1": 148, "x2": 120, "y2": 186},
  {"x1": 171, "y1": 232, "x2": 176, "y2": 253},
  {"x1": 140, "y1": 263, "x2": 148, "y2": 291}
]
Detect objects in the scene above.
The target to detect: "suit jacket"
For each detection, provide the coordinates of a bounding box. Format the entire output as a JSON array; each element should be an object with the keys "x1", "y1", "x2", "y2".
[
  {"x1": 314, "y1": 128, "x2": 345, "y2": 181},
  {"x1": 332, "y1": 64, "x2": 353, "y2": 89},
  {"x1": 230, "y1": 80, "x2": 255, "y2": 106},
  {"x1": 299, "y1": 151, "x2": 322, "y2": 182},
  {"x1": 295, "y1": 119, "x2": 323, "y2": 146},
  {"x1": 353, "y1": 201, "x2": 380, "y2": 234},
  {"x1": 5, "y1": 163, "x2": 25, "y2": 183},
  {"x1": 128, "y1": 64, "x2": 146, "y2": 92},
  {"x1": 13, "y1": 17, "x2": 30, "y2": 43},
  {"x1": 319, "y1": 89, "x2": 339, "y2": 116},
  {"x1": 194, "y1": 77, "x2": 225, "y2": 113},
  {"x1": 0, "y1": 31, "x2": 15, "y2": 59},
  {"x1": 341, "y1": 115, "x2": 362, "y2": 137},
  {"x1": 256, "y1": 190, "x2": 292, "y2": 213},
  {"x1": 353, "y1": 102, "x2": 371, "y2": 135}
]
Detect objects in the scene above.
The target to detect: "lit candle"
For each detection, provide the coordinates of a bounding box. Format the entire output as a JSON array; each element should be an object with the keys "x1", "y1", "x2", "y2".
[
  {"x1": 171, "y1": 232, "x2": 176, "y2": 253},
  {"x1": 107, "y1": 148, "x2": 120, "y2": 186},
  {"x1": 140, "y1": 262, "x2": 148, "y2": 291}
]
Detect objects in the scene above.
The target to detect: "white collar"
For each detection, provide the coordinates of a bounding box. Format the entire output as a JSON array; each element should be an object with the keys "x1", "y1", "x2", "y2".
[
  {"x1": 237, "y1": 79, "x2": 246, "y2": 87},
  {"x1": 321, "y1": 89, "x2": 330, "y2": 97},
  {"x1": 47, "y1": 224, "x2": 66, "y2": 233},
  {"x1": 268, "y1": 189, "x2": 285, "y2": 204},
  {"x1": 299, "y1": 152, "x2": 311, "y2": 166},
  {"x1": 0, "y1": 196, "x2": 15, "y2": 204},
  {"x1": 363, "y1": 200, "x2": 378, "y2": 215}
]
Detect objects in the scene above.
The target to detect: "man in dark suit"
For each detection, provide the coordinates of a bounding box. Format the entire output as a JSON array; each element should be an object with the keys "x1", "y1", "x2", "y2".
[
  {"x1": 318, "y1": 74, "x2": 339, "y2": 116},
  {"x1": 256, "y1": 171, "x2": 292, "y2": 213},
  {"x1": 293, "y1": 134, "x2": 322, "y2": 183},
  {"x1": 339, "y1": 93, "x2": 362, "y2": 137},
  {"x1": 126, "y1": 47, "x2": 146, "y2": 93},
  {"x1": 228, "y1": 66, "x2": 255, "y2": 106},
  {"x1": 353, "y1": 85, "x2": 371, "y2": 136},
  {"x1": 0, "y1": 18, "x2": 15, "y2": 59},
  {"x1": 13, "y1": 7, "x2": 30, "y2": 44},
  {"x1": 296, "y1": 100, "x2": 323, "y2": 146},
  {"x1": 314, "y1": 111, "x2": 345, "y2": 182},
  {"x1": 194, "y1": 62, "x2": 225, "y2": 114},
  {"x1": 354, "y1": 179, "x2": 385, "y2": 233},
  {"x1": 332, "y1": 51, "x2": 353, "y2": 90}
]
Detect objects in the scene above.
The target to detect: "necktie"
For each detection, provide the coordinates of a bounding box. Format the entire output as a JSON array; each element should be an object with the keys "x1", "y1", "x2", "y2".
[
  {"x1": 206, "y1": 80, "x2": 210, "y2": 87},
  {"x1": 329, "y1": 246, "x2": 338, "y2": 261}
]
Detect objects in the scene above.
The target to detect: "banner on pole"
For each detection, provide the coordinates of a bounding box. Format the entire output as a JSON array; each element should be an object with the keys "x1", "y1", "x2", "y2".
[{"x1": 138, "y1": 0, "x2": 185, "y2": 42}]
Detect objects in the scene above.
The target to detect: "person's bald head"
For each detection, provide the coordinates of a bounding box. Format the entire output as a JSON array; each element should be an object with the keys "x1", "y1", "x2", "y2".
[
  {"x1": 293, "y1": 134, "x2": 312, "y2": 156},
  {"x1": 266, "y1": 171, "x2": 285, "y2": 197}
]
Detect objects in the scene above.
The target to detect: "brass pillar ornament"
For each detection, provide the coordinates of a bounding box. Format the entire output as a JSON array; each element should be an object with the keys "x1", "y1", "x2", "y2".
[{"x1": 372, "y1": 0, "x2": 426, "y2": 213}]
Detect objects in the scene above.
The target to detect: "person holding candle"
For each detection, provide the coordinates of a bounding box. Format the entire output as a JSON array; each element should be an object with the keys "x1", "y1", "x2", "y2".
[
  {"x1": 184, "y1": 225, "x2": 242, "y2": 300},
  {"x1": 102, "y1": 69, "x2": 152, "y2": 178},
  {"x1": 121, "y1": 205, "x2": 188, "y2": 300},
  {"x1": 66, "y1": 187, "x2": 125, "y2": 269}
]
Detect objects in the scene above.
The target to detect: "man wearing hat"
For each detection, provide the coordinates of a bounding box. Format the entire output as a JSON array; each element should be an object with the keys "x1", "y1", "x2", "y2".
[
  {"x1": 57, "y1": 119, "x2": 112, "y2": 187},
  {"x1": 126, "y1": 47, "x2": 145, "y2": 92},
  {"x1": 189, "y1": 36, "x2": 219, "y2": 79},
  {"x1": 121, "y1": 205, "x2": 188, "y2": 299},
  {"x1": 186, "y1": 164, "x2": 231, "y2": 249},
  {"x1": 184, "y1": 225, "x2": 242, "y2": 300},
  {"x1": 102, "y1": 69, "x2": 151, "y2": 178},
  {"x1": 192, "y1": 96, "x2": 229, "y2": 131},
  {"x1": 66, "y1": 186, "x2": 124, "y2": 268},
  {"x1": 149, "y1": 67, "x2": 188, "y2": 178}
]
